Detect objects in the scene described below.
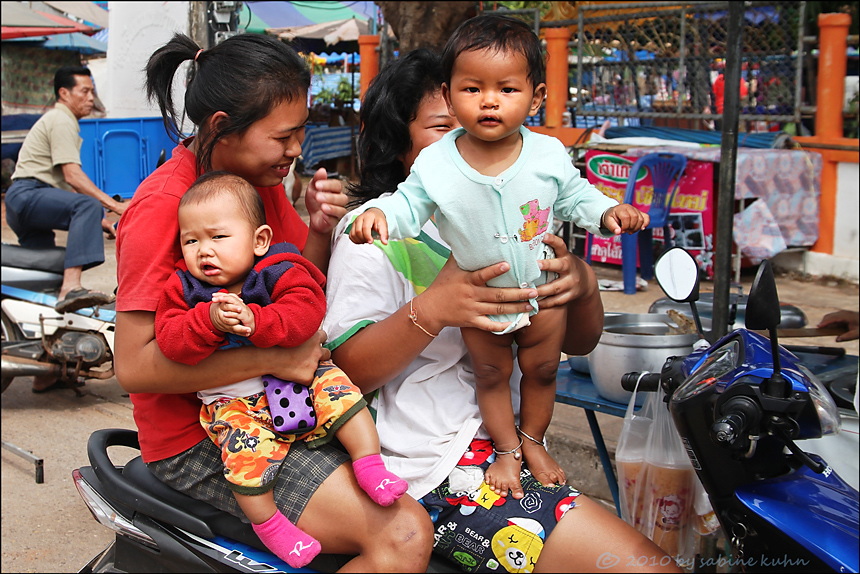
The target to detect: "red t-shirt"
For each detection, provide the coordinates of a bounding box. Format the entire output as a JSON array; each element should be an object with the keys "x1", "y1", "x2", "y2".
[
  {"x1": 115, "y1": 140, "x2": 309, "y2": 462},
  {"x1": 712, "y1": 73, "x2": 749, "y2": 114}
]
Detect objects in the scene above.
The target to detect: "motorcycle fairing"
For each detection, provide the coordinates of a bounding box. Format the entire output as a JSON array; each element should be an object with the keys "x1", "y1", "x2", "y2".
[
  {"x1": 735, "y1": 455, "x2": 860, "y2": 573},
  {"x1": 180, "y1": 529, "x2": 294, "y2": 573}
]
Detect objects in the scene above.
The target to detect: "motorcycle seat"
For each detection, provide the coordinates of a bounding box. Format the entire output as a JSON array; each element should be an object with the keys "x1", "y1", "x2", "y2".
[
  {"x1": 1, "y1": 244, "x2": 65, "y2": 274},
  {"x1": 122, "y1": 456, "x2": 264, "y2": 549},
  {"x1": 121, "y1": 456, "x2": 357, "y2": 571}
]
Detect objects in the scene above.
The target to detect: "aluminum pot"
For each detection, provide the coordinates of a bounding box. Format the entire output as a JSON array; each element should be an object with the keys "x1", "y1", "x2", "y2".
[
  {"x1": 566, "y1": 313, "x2": 622, "y2": 375},
  {"x1": 587, "y1": 313, "x2": 705, "y2": 405}
]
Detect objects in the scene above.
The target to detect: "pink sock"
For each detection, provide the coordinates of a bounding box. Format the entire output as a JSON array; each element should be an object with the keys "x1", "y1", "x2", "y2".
[
  {"x1": 252, "y1": 512, "x2": 320, "y2": 569},
  {"x1": 352, "y1": 454, "x2": 408, "y2": 506}
]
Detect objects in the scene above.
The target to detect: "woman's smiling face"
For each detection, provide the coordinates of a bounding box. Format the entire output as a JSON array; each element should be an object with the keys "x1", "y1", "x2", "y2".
[
  {"x1": 401, "y1": 90, "x2": 461, "y2": 173},
  {"x1": 212, "y1": 96, "x2": 309, "y2": 188}
]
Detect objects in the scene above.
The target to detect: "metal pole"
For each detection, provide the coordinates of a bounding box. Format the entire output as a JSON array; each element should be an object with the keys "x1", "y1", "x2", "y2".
[
  {"x1": 793, "y1": 2, "x2": 806, "y2": 124},
  {"x1": 2, "y1": 440, "x2": 44, "y2": 484},
  {"x1": 576, "y1": 9, "x2": 583, "y2": 124},
  {"x1": 712, "y1": 2, "x2": 744, "y2": 341},
  {"x1": 677, "y1": 5, "x2": 687, "y2": 115}
]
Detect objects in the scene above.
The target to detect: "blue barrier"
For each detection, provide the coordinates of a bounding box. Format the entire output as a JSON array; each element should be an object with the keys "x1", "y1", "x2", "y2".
[
  {"x1": 1, "y1": 114, "x2": 42, "y2": 162},
  {"x1": 79, "y1": 117, "x2": 176, "y2": 199},
  {"x1": 301, "y1": 123, "x2": 354, "y2": 170}
]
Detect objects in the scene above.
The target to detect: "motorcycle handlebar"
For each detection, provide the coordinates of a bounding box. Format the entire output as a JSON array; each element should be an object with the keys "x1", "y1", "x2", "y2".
[
  {"x1": 711, "y1": 396, "x2": 761, "y2": 447},
  {"x1": 621, "y1": 371, "x2": 661, "y2": 392}
]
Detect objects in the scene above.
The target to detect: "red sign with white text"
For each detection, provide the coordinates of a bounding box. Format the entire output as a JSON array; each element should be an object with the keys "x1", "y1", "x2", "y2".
[{"x1": 584, "y1": 150, "x2": 715, "y2": 278}]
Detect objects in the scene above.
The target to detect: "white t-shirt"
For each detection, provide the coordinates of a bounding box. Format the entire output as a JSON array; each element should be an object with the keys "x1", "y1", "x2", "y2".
[{"x1": 322, "y1": 201, "x2": 521, "y2": 498}]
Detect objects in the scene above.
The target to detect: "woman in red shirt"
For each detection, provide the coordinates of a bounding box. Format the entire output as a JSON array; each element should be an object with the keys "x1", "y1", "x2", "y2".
[{"x1": 113, "y1": 32, "x2": 432, "y2": 571}]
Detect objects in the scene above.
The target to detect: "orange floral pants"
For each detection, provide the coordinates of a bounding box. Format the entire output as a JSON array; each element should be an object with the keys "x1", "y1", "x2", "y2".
[{"x1": 200, "y1": 361, "x2": 366, "y2": 495}]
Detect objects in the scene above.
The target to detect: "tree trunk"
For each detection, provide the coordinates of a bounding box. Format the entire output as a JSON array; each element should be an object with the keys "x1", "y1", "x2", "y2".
[{"x1": 376, "y1": 1, "x2": 477, "y2": 53}]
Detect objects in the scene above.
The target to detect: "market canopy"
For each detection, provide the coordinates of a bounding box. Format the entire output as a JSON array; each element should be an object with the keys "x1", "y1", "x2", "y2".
[
  {"x1": 277, "y1": 17, "x2": 376, "y2": 53},
  {"x1": 43, "y1": 1, "x2": 109, "y2": 29},
  {"x1": 240, "y1": 1, "x2": 375, "y2": 34},
  {"x1": 6, "y1": 31, "x2": 107, "y2": 55},
  {"x1": 2, "y1": 2, "x2": 95, "y2": 40},
  {"x1": 316, "y1": 52, "x2": 360, "y2": 65},
  {"x1": 273, "y1": 17, "x2": 368, "y2": 43}
]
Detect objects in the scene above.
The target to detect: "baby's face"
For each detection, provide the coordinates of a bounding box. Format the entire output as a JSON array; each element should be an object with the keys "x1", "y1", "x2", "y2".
[
  {"x1": 444, "y1": 47, "x2": 545, "y2": 145},
  {"x1": 178, "y1": 198, "x2": 257, "y2": 293}
]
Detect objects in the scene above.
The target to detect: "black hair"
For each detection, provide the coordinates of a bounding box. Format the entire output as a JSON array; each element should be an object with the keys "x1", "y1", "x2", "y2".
[
  {"x1": 348, "y1": 48, "x2": 445, "y2": 206},
  {"x1": 54, "y1": 66, "x2": 92, "y2": 99},
  {"x1": 145, "y1": 33, "x2": 311, "y2": 174},
  {"x1": 180, "y1": 171, "x2": 266, "y2": 228},
  {"x1": 440, "y1": 14, "x2": 545, "y2": 89}
]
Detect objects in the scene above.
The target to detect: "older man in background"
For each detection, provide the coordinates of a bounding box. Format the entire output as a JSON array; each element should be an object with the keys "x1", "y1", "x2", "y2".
[{"x1": 6, "y1": 66, "x2": 126, "y2": 315}]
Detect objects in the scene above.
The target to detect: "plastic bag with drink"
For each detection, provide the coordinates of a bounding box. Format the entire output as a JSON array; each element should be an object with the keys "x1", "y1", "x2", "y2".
[{"x1": 616, "y1": 384, "x2": 721, "y2": 563}]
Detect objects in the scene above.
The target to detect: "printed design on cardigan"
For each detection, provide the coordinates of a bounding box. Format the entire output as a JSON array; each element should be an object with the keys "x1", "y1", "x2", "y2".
[{"x1": 518, "y1": 199, "x2": 551, "y2": 242}]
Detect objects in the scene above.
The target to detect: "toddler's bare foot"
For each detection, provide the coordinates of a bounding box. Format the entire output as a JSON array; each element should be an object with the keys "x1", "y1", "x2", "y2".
[
  {"x1": 521, "y1": 438, "x2": 566, "y2": 487},
  {"x1": 486, "y1": 451, "x2": 523, "y2": 499}
]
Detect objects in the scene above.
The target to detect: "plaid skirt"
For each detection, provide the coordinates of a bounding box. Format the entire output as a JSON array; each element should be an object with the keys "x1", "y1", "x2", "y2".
[{"x1": 146, "y1": 436, "x2": 350, "y2": 525}]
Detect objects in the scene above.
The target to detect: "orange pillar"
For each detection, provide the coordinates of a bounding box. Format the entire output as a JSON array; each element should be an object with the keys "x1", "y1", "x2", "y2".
[
  {"x1": 544, "y1": 27, "x2": 571, "y2": 128},
  {"x1": 812, "y1": 13, "x2": 850, "y2": 254},
  {"x1": 358, "y1": 35, "x2": 380, "y2": 103}
]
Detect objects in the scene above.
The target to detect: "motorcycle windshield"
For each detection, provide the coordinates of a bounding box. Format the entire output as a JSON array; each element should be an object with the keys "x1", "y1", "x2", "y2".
[{"x1": 735, "y1": 456, "x2": 860, "y2": 573}]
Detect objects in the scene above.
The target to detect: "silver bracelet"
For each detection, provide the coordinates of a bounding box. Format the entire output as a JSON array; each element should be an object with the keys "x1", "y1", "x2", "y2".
[
  {"x1": 493, "y1": 437, "x2": 523, "y2": 460},
  {"x1": 517, "y1": 426, "x2": 545, "y2": 447}
]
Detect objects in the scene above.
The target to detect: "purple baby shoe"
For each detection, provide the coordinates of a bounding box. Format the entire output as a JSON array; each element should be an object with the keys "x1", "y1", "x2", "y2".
[{"x1": 262, "y1": 375, "x2": 317, "y2": 434}]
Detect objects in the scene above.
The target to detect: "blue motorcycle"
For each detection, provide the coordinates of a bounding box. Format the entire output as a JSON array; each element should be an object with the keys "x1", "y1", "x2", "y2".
[{"x1": 622, "y1": 247, "x2": 859, "y2": 573}]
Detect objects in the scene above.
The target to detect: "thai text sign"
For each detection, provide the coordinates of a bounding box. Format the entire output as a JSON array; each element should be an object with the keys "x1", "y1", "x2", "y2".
[{"x1": 584, "y1": 150, "x2": 715, "y2": 278}]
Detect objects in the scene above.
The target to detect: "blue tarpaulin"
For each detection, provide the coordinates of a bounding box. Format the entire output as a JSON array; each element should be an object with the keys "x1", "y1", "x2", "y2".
[
  {"x1": 317, "y1": 52, "x2": 360, "y2": 65},
  {"x1": 5, "y1": 31, "x2": 107, "y2": 54},
  {"x1": 603, "y1": 126, "x2": 786, "y2": 149},
  {"x1": 301, "y1": 122, "x2": 354, "y2": 169}
]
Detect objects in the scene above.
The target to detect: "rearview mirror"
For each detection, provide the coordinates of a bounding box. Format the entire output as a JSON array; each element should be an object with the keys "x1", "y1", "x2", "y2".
[
  {"x1": 745, "y1": 259, "x2": 781, "y2": 331},
  {"x1": 655, "y1": 247, "x2": 700, "y2": 303}
]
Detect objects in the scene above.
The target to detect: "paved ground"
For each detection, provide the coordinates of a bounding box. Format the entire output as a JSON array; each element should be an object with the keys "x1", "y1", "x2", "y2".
[{"x1": 2, "y1": 187, "x2": 858, "y2": 573}]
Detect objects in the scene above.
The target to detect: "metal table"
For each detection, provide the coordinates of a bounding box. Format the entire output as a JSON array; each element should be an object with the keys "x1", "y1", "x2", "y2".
[{"x1": 555, "y1": 351, "x2": 859, "y2": 517}]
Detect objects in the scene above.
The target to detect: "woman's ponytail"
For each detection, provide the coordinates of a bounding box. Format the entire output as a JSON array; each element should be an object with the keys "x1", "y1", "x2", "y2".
[{"x1": 145, "y1": 33, "x2": 199, "y2": 142}]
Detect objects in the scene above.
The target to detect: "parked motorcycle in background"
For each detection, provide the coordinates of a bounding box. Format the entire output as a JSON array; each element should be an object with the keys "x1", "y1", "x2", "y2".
[
  {"x1": 1, "y1": 243, "x2": 115, "y2": 394},
  {"x1": 621, "y1": 247, "x2": 858, "y2": 573}
]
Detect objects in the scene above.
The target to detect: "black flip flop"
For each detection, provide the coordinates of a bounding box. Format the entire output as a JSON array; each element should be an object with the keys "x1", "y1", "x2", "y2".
[
  {"x1": 32, "y1": 380, "x2": 85, "y2": 394},
  {"x1": 55, "y1": 288, "x2": 113, "y2": 314}
]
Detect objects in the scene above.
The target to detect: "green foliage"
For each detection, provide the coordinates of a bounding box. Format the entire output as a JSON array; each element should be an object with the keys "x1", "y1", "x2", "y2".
[
  {"x1": 494, "y1": 0, "x2": 555, "y2": 11},
  {"x1": 805, "y1": 2, "x2": 859, "y2": 36},
  {"x1": 847, "y1": 89, "x2": 859, "y2": 138},
  {"x1": 315, "y1": 76, "x2": 356, "y2": 106}
]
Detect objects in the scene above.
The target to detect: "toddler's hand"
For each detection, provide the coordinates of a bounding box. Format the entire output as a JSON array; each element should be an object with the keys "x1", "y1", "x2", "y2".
[
  {"x1": 603, "y1": 204, "x2": 650, "y2": 235},
  {"x1": 210, "y1": 292, "x2": 255, "y2": 337},
  {"x1": 349, "y1": 208, "x2": 390, "y2": 245}
]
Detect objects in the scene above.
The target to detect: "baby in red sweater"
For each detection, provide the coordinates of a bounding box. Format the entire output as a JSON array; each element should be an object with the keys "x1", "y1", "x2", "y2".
[{"x1": 155, "y1": 171, "x2": 405, "y2": 568}]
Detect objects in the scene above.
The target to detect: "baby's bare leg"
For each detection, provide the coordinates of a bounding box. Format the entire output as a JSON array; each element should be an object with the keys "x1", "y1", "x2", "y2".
[
  {"x1": 335, "y1": 408, "x2": 380, "y2": 461},
  {"x1": 235, "y1": 490, "x2": 279, "y2": 524},
  {"x1": 336, "y1": 408, "x2": 407, "y2": 506},
  {"x1": 461, "y1": 327, "x2": 524, "y2": 498},
  {"x1": 514, "y1": 306, "x2": 568, "y2": 487}
]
